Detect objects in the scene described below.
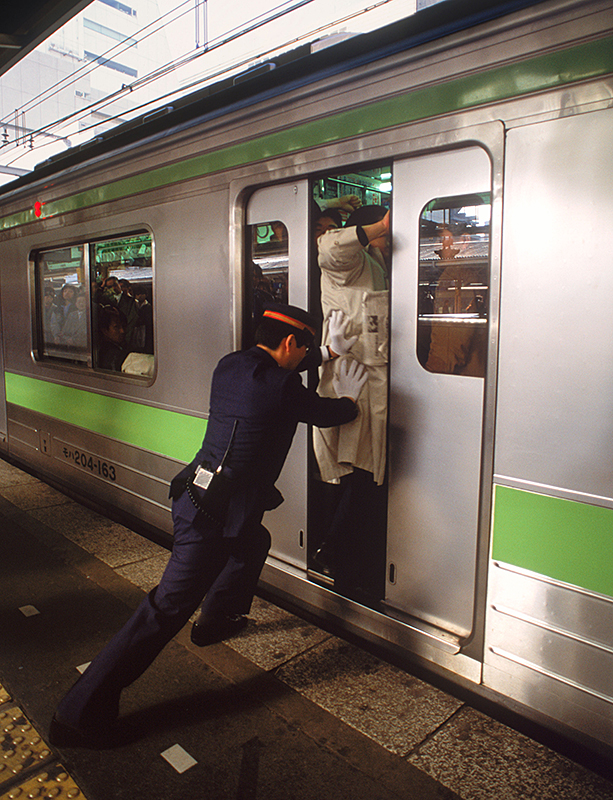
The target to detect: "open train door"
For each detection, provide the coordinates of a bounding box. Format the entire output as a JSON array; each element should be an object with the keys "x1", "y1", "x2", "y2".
[{"x1": 386, "y1": 139, "x2": 500, "y2": 653}]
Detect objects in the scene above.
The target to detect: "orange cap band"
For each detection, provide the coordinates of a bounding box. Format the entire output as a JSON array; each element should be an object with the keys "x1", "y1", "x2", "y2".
[{"x1": 263, "y1": 310, "x2": 316, "y2": 336}]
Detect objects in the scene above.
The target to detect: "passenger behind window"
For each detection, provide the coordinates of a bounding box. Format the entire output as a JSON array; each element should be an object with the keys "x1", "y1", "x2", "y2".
[
  {"x1": 52, "y1": 284, "x2": 77, "y2": 343},
  {"x1": 42, "y1": 284, "x2": 57, "y2": 345},
  {"x1": 100, "y1": 276, "x2": 139, "y2": 349},
  {"x1": 134, "y1": 289, "x2": 154, "y2": 354},
  {"x1": 97, "y1": 305, "x2": 129, "y2": 371},
  {"x1": 119, "y1": 278, "x2": 134, "y2": 297},
  {"x1": 60, "y1": 290, "x2": 88, "y2": 349}
]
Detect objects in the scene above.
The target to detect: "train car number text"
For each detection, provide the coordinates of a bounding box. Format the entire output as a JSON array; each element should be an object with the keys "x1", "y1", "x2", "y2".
[{"x1": 62, "y1": 447, "x2": 117, "y2": 481}]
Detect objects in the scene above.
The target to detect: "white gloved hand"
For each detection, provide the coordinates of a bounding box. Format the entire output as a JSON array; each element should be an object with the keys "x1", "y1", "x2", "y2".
[
  {"x1": 332, "y1": 359, "x2": 367, "y2": 403},
  {"x1": 328, "y1": 309, "x2": 358, "y2": 356}
]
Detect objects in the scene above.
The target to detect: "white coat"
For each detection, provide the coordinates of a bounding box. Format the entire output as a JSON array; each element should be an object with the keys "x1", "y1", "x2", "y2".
[{"x1": 314, "y1": 226, "x2": 389, "y2": 486}]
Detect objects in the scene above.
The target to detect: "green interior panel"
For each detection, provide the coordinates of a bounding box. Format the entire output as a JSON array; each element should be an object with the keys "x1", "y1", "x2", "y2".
[
  {"x1": 492, "y1": 484, "x2": 613, "y2": 598},
  {"x1": 5, "y1": 372, "x2": 205, "y2": 463}
]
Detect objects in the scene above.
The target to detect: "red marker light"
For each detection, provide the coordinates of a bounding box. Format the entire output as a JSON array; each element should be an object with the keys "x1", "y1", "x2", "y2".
[{"x1": 34, "y1": 201, "x2": 43, "y2": 218}]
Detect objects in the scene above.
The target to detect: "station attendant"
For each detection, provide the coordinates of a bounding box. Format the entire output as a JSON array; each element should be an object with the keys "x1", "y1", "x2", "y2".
[{"x1": 50, "y1": 303, "x2": 366, "y2": 748}]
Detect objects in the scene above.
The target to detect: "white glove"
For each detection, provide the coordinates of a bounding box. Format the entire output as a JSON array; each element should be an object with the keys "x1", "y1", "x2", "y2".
[
  {"x1": 328, "y1": 309, "x2": 358, "y2": 356},
  {"x1": 332, "y1": 359, "x2": 367, "y2": 403}
]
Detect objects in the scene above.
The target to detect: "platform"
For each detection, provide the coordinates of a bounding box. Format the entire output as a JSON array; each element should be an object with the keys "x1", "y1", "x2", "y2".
[{"x1": 1, "y1": 456, "x2": 612, "y2": 800}]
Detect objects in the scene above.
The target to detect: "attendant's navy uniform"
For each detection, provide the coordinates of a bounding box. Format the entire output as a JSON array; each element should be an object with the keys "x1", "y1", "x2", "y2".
[{"x1": 54, "y1": 319, "x2": 357, "y2": 735}]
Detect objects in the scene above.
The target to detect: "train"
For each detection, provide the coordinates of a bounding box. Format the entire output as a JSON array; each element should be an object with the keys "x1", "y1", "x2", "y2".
[{"x1": 1, "y1": 0, "x2": 612, "y2": 759}]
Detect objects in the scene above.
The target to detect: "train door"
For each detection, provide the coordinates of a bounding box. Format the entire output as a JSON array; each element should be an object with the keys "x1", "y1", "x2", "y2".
[
  {"x1": 245, "y1": 182, "x2": 310, "y2": 570},
  {"x1": 386, "y1": 146, "x2": 492, "y2": 646}
]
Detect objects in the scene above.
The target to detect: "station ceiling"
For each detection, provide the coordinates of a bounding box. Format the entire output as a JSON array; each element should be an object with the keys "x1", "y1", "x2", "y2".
[{"x1": 0, "y1": 0, "x2": 93, "y2": 78}]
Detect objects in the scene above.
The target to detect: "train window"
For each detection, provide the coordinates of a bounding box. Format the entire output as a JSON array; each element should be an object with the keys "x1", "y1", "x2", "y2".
[
  {"x1": 246, "y1": 220, "x2": 288, "y2": 344},
  {"x1": 34, "y1": 231, "x2": 154, "y2": 376},
  {"x1": 417, "y1": 194, "x2": 490, "y2": 377}
]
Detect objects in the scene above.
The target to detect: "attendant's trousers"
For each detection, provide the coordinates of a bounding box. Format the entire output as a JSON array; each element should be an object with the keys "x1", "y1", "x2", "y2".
[{"x1": 56, "y1": 492, "x2": 270, "y2": 730}]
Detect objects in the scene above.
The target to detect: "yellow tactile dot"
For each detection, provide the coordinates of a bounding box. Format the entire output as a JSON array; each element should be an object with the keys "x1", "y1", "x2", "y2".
[{"x1": 0, "y1": 686, "x2": 11, "y2": 705}]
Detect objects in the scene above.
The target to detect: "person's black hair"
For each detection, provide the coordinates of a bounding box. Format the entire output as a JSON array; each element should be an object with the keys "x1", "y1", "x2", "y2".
[
  {"x1": 346, "y1": 204, "x2": 387, "y2": 228},
  {"x1": 314, "y1": 208, "x2": 343, "y2": 227},
  {"x1": 98, "y1": 304, "x2": 125, "y2": 332},
  {"x1": 255, "y1": 316, "x2": 314, "y2": 350}
]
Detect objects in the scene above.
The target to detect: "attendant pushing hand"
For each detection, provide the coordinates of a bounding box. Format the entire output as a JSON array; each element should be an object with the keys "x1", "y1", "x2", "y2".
[
  {"x1": 328, "y1": 309, "x2": 358, "y2": 357},
  {"x1": 332, "y1": 359, "x2": 367, "y2": 403}
]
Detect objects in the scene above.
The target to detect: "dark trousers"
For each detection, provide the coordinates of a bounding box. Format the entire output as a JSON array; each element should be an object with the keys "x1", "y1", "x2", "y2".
[{"x1": 56, "y1": 492, "x2": 270, "y2": 730}]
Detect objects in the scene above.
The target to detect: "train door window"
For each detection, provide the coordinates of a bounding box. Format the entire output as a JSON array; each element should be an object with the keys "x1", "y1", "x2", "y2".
[
  {"x1": 245, "y1": 220, "x2": 288, "y2": 346},
  {"x1": 417, "y1": 194, "x2": 490, "y2": 377},
  {"x1": 33, "y1": 231, "x2": 154, "y2": 376},
  {"x1": 92, "y1": 233, "x2": 154, "y2": 372},
  {"x1": 37, "y1": 245, "x2": 90, "y2": 365},
  {"x1": 308, "y1": 165, "x2": 392, "y2": 606}
]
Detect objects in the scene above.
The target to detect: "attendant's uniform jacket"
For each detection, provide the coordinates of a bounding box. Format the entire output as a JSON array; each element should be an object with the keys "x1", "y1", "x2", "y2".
[
  {"x1": 315, "y1": 226, "x2": 389, "y2": 486},
  {"x1": 173, "y1": 345, "x2": 358, "y2": 537}
]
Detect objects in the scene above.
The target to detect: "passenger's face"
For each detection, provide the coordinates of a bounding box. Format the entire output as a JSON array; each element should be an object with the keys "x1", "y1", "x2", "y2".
[
  {"x1": 62, "y1": 286, "x2": 75, "y2": 302},
  {"x1": 105, "y1": 279, "x2": 120, "y2": 295},
  {"x1": 370, "y1": 233, "x2": 390, "y2": 260},
  {"x1": 314, "y1": 216, "x2": 339, "y2": 241},
  {"x1": 104, "y1": 319, "x2": 125, "y2": 344}
]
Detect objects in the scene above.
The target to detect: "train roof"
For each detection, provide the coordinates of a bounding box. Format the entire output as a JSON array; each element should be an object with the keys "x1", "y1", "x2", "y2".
[{"x1": 2, "y1": 0, "x2": 550, "y2": 194}]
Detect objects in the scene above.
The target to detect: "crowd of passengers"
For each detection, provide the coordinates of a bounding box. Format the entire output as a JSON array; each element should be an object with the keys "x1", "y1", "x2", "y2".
[{"x1": 43, "y1": 277, "x2": 154, "y2": 370}]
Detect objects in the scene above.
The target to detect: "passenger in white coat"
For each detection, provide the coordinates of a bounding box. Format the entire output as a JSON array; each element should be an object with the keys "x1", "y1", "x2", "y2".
[
  {"x1": 313, "y1": 205, "x2": 390, "y2": 600},
  {"x1": 315, "y1": 206, "x2": 390, "y2": 486}
]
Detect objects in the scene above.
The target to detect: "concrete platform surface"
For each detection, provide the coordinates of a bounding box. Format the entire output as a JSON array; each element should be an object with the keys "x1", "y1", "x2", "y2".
[{"x1": 1, "y1": 457, "x2": 613, "y2": 800}]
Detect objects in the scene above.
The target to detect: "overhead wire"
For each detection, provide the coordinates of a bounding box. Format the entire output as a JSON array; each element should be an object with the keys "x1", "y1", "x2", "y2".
[
  {"x1": 1, "y1": 0, "x2": 397, "y2": 170},
  {"x1": 0, "y1": 0, "x2": 315, "y2": 130},
  {"x1": 0, "y1": 0, "x2": 318, "y2": 162},
  {"x1": 0, "y1": 0, "x2": 196, "y2": 126}
]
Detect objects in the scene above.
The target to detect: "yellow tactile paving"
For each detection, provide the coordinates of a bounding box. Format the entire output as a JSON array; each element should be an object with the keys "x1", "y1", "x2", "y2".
[
  {"x1": 0, "y1": 707, "x2": 88, "y2": 799},
  {"x1": 0, "y1": 764, "x2": 85, "y2": 799},
  {"x1": 0, "y1": 707, "x2": 52, "y2": 782},
  {"x1": 0, "y1": 685, "x2": 10, "y2": 705}
]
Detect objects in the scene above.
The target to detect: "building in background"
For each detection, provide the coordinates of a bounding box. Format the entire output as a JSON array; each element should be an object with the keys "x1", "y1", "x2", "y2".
[
  {"x1": 0, "y1": 0, "x2": 418, "y2": 186},
  {"x1": 0, "y1": 0, "x2": 176, "y2": 183}
]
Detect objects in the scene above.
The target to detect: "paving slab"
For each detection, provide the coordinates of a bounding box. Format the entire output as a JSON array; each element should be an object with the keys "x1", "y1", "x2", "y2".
[{"x1": 407, "y1": 705, "x2": 613, "y2": 800}]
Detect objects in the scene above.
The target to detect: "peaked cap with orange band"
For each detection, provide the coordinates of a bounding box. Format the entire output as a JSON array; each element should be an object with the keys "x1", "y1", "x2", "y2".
[{"x1": 262, "y1": 303, "x2": 317, "y2": 338}]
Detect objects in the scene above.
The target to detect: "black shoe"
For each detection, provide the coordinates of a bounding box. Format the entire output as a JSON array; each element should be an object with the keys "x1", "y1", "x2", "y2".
[
  {"x1": 48, "y1": 714, "x2": 136, "y2": 750},
  {"x1": 190, "y1": 615, "x2": 248, "y2": 647}
]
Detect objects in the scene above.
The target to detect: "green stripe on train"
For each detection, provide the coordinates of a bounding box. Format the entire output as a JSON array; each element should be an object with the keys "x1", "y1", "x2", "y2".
[
  {"x1": 5, "y1": 372, "x2": 205, "y2": 463},
  {"x1": 492, "y1": 484, "x2": 613, "y2": 598},
  {"x1": 1, "y1": 35, "x2": 613, "y2": 230}
]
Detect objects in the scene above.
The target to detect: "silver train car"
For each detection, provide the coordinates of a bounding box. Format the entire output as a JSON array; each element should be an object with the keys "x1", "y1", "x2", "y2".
[{"x1": 1, "y1": 0, "x2": 612, "y2": 758}]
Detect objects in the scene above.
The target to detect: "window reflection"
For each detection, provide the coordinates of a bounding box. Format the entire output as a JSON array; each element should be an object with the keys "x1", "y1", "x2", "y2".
[
  {"x1": 417, "y1": 195, "x2": 490, "y2": 377},
  {"x1": 39, "y1": 246, "x2": 89, "y2": 365}
]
